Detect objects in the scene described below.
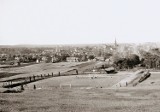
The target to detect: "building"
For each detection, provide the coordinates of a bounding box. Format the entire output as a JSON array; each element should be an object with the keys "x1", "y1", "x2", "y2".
[
  {"x1": 95, "y1": 57, "x2": 105, "y2": 61},
  {"x1": 66, "y1": 57, "x2": 79, "y2": 62}
]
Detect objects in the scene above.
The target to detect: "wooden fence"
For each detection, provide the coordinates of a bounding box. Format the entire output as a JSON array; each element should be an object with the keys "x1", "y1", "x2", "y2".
[{"x1": 2, "y1": 69, "x2": 79, "y2": 88}]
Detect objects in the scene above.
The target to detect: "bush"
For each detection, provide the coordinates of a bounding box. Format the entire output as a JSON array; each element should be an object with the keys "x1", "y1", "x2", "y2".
[{"x1": 88, "y1": 55, "x2": 95, "y2": 60}]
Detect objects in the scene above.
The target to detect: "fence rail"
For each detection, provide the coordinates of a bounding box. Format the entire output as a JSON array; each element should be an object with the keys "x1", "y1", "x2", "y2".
[{"x1": 2, "y1": 69, "x2": 79, "y2": 88}]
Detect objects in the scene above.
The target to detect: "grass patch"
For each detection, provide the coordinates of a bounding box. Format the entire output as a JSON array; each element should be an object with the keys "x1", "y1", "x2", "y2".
[{"x1": 0, "y1": 72, "x2": 22, "y2": 79}]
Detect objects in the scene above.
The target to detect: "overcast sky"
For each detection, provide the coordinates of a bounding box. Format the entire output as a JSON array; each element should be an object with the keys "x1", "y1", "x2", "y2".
[{"x1": 0, "y1": 0, "x2": 160, "y2": 45}]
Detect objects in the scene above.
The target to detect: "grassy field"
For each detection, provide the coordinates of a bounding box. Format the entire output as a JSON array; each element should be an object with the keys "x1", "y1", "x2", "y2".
[
  {"x1": 0, "y1": 62, "x2": 160, "y2": 112},
  {"x1": 0, "y1": 62, "x2": 95, "y2": 81}
]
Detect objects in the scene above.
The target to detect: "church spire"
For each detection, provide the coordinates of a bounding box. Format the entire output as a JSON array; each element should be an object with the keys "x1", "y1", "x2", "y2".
[{"x1": 115, "y1": 37, "x2": 118, "y2": 47}]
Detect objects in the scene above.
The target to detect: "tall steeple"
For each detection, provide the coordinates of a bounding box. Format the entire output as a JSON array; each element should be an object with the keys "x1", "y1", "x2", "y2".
[{"x1": 115, "y1": 37, "x2": 118, "y2": 48}]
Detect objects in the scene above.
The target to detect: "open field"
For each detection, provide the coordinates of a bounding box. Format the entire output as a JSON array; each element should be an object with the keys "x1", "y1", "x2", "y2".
[
  {"x1": 0, "y1": 62, "x2": 160, "y2": 112},
  {"x1": 0, "y1": 62, "x2": 95, "y2": 81}
]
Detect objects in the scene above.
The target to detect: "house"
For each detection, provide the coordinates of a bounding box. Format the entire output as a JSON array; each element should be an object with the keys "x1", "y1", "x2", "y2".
[
  {"x1": 51, "y1": 56, "x2": 60, "y2": 63},
  {"x1": 14, "y1": 57, "x2": 21, "y2": 66},
  {"x1": 95, "y1": 57, "x2": 105, "y2": 61},
  {"x1": 66, "y1": 57, "x2": 79, "y2": 62},
  {"x1": 41, "y1": 56, "x2": 48, "y2": 63},
  {"x1": 105, "y1": 57, "x2": 114, "y2": 65},
  {"x1": 36, "y1": 58, "x2": 40, "y2": 63}
]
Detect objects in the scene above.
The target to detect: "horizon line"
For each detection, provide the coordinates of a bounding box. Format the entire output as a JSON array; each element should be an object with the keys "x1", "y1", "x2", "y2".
[{"x1": 0, "y1": 42, "x2": 159, "y2": 46}]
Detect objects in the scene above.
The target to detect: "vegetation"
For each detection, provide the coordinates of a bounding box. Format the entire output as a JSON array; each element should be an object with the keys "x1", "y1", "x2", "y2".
[
  {"x1": 1, "y1": 45, "x2": 160, "y2": 70},
  {"x1": 113, "y1": 54, "x2": 140, "y2": 69}
]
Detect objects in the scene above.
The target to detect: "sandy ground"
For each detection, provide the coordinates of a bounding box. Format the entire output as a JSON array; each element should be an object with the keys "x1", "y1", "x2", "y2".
[{"x1": 0, "y1": 62, "x2": 160, "y2": 112}]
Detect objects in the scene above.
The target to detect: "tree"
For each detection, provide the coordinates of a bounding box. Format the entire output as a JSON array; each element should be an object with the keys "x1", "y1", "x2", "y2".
[
  {"x1": 88, "y1": 55, "x2": 95, "y2": 60},
  {"x1": 127, "y1": 54, "x2": 140, "y2": 68},
  {"x1": 113, "y1": 54, "x2": 140, "y2": 69},
  {"x1": 81, "y1": 54, "x2": 87, "y2": 61},
  {"x1": 60, "y1": 53, "x2": 70, "y2": 61}
]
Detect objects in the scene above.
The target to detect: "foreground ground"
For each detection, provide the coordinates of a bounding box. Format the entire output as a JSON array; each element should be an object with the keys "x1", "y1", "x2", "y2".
[{"x1": 0, "y1": 62, "x2": 160, "y2": 112}]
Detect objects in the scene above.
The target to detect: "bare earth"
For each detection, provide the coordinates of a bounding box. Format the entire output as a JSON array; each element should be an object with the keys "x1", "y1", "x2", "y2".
[{"x1": 0, "y1": 62, "x2": 160, "y2": 112}]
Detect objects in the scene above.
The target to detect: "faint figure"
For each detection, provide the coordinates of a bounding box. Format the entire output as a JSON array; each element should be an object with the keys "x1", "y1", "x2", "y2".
[{"x1": 34, "y1": 84, "x2": 36, "y2": 90}]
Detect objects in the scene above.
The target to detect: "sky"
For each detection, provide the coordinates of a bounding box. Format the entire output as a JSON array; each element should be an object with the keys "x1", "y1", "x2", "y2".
[{"x1": 0, "y1": 0, "x2": 160, "y2": 45}]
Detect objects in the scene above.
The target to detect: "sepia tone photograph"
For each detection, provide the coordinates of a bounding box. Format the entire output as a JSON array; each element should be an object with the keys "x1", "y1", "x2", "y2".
[{"x1": 0, "y1": 0, "x2": 160, "y2": 112}]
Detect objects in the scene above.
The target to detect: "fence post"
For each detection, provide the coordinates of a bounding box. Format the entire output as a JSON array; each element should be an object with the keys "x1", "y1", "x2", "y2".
[
  {"x1": 33, "y1": 75, "x2": 35, "y2": 81},
  {"x1": 33, "y1": 84, "x2": 36, "y2": 90},
  {"x1": 76, "y1": 69, "x2": 78, "y2": 75},
  {"x1": 29, "y1": 77, "x2": 32, "y2": 82},
  {"x1": 21, "y1": 84, "x2": 24, "y2": 91},
  {"x1": 41, "y1": 74, "x2": 43, "y2": 78}
]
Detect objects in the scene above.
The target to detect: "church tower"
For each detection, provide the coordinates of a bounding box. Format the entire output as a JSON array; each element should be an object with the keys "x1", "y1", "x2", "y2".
[{"x1": 114, "y1": 38, "x2": 118, "y2": 48}]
